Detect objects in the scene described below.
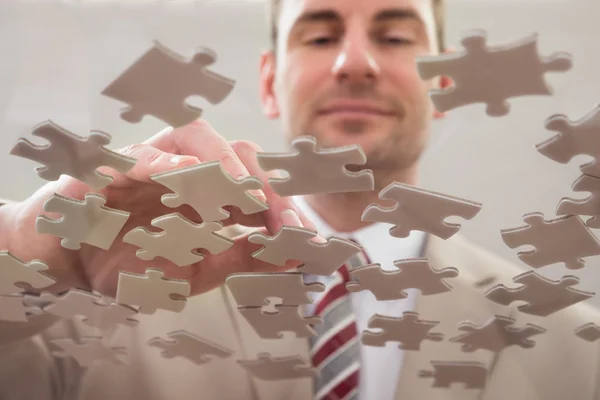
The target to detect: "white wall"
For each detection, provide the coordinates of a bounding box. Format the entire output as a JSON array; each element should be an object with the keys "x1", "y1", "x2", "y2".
[{"x1": 2, "y1": 0, "x2": 600, "y2": 303}]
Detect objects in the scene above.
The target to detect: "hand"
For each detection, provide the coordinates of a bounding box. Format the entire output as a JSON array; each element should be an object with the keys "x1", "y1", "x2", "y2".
[{"x1": 6, "y1": 120, "x2": 316, "y2": 297}]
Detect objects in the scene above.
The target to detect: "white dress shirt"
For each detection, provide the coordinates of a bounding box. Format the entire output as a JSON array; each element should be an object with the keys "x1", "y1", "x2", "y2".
[{"x1": 293, "y1": 196, "x2": 427, "y2": 400}]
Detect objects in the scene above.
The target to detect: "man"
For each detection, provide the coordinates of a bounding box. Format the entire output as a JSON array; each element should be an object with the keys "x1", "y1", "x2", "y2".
[{"x1": 1, "y1": 0, "x2": 599, "y2": 399}]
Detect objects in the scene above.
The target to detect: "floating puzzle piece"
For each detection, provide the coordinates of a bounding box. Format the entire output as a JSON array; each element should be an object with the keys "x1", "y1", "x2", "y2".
[
  {"x1": 575, "y1": 323, "x2": 600, "y2": 342},
  {"x1": 346, "y1": 258, "x2": 458, "y2": 300},
  {"x1": 10, "y1": 120, "x2": 136, "y2": 190},
  {"x1": 248, "y1": 226, "x2": 362, "y2": 276},
  {"x1": 50, "y1": 337, "x2": 127, "y2": 368},
  {"x1": 123, "y1": 212, "x2": 233, "y2": 267},
  {"x1": 536, "y1": 104, "x2": 600, "y2": 178},
  {"x1": 101, "y1": 41, "x2": 235, "y2": 128},
  {"x1": 416, "y1": 29, "x2": 572, "y2": 116},
  {"x1": 556, "y1": 174, "x2": 600, "y2": 228},
  {"x1": 449, "y1": 315, "x2": 546, "y2": 353},
  {"x1": 256, "y1": 136, "x2": 374, "y2": 196},
  {"x1": 116, "y1": 268, "x2": 190, "y2": 314},
  {"x1": 361, "y1": 311, "x2": 444, "y2": 350},
  {"x1": 148, "y1": 329, "x2": 234, "y2": 365},
  {"x1": 151, "y1": 161, "x2": 268, "y2": 222},
  {"x1": 238, "y1": 305, "x2": 321, "y2": 339},
  {"x1": 36, "y1": 193, "x2": 130, "y2": 250},
  {"x1": 485, "y1": 270, "x2": 594, "y2": 317},
  {"x1": 225, "y1": 272, "x2": 325, "y2": 309},
  {"x1": 419, "y1": 361, "x2": 487, "y2": 389},
  {"x1": 362, "y1": 182, "x2": 481, "y2": 239},
  {"x1": 0, "y1": 295, "x2": 33, "y2": 322},
  {"x1": 237, "y1": 352, "x2": 316, "y2": 381},
  {"x1": 500, "y1": 212, "x2": 600, "y2": 270},
  {"x1": 0, "y1": 251, "x2": 56, "y2": 295}
]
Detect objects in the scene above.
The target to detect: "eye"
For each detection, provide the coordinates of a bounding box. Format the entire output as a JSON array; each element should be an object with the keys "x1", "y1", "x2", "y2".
[
  {"x1": 307, "y1": 35, "x2": 338, "y2": 46},
  {"x1": 381, "y1": 36, "x2": 414, "y2": 45}
]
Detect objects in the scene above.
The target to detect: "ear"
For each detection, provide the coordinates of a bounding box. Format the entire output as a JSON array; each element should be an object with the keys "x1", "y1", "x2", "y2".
[{"x1": 259, "y1": 49, "x2": 280, "y2": 119}]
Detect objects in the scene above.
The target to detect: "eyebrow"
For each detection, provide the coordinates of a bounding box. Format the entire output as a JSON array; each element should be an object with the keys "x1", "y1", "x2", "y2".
[
  {"x1": 294, "y1": 7, "x2": 423, "y2": 27},
  {"x1": 295, "y1": 9, "x2": 342, "y2": 25}
]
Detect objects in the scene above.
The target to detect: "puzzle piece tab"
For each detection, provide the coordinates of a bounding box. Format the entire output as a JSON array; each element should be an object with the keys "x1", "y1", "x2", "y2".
[
  {"x1": 419, "y1": 361, "x2": 487, "y2": 389},
  {"x1": 0, "y1": 251, "x2": 56, "y2": 295},
  {"x1": 346, "y1": 258, "x2": 458, "y2": 300},
  {"x1": 101, "y1": 41, "x2": 235, "y2": 128},
  {"x1": 148, "y1": 330, "x2": 234, "y2": 365},
  {"x1": 36, "y1": 193, "x2": 130, "y2": 250},
  {"x1": 10, "y1": 120, "x2": 136, "y2": 190},
  {"x1": 238, "y1": 305, "x2": 321, "y2": 339},
  {"x1": 256, "y1": 136, "x2": 374, "y2": 196},
  {"x1": 362, "y1": 311, "x2": 444, "y2": 350},
  {"x1": 556, "y1": 174, "x2": 600, "y2": 228},
  {"x1": 248, "y1": 226, "x2": 362, "y2": 276},
  {"x1": 50, "y1": 337, "x2": 127, "y2": 368},
  {"x1": 237, "y1": 352, "x2": 316, "y2": 380},
  {"x1": 416, "y1": 29, "x2": 572, "y2": 116},
  {"x1": 485, "y1": 270, "x2": 594, "y2": 317},
  {"x1": 123, "y1": 212, "x2": 233, "y2": 267},
  {"x1": 362, "y1": 182, "x2": 481, "y2": 239},
  {"x1": 575, "y1": 323, "x2": 600, "y2": 342},
  {"x1": 500, "y1": 212, "x2": 600, "y2": 270},
  {"x1": 151, "y1": 161, "x2": 268, "y2": 222},
  {"x1": 536, "y1": 104, "x2": 600, "y2": 178},
  {"x1": 116, "y1": 268, "x2": 190, "y2": 314}
]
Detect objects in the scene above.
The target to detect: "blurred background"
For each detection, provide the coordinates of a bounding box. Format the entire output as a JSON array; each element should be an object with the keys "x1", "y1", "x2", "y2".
[{"x1": 1, "y1": 0, "x2": 599, "y2": 303}]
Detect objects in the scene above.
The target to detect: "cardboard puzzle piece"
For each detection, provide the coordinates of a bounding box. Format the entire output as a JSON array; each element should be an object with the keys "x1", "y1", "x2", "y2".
[
  {"x1": 485, "y1": 270, "x2": 594, "y2": 317},
  {"x1": 237, "y1": 352, "x2": 316, "y2": 380},
  {"x1": 346, "y1": 258, "x2": 458, "y2": 300},
  {"x1": 116, "y1": 268, "x2": 190, "y2": 314},
  {"x1": 500, "y1": 212, "x2": 600, "y2": 270},
  {"x1": 536, "y1": 104, "x2": 600, "y2": 178},
  {"x1": 419, "y1": 361, "x2": 487, "y2": 389},
  {"x1": 0, "y1": 295, "x2": 36, "y2": 322},
  {"x1": 36, "y1": 193, "x2": 130, "y2": 250},
  {"x1": 238, "y1": 305, "x2": 321, "y2": 339},
  {"x1": 151, "y1": 161, "x2": 268, "y2": 222},
  {"x1": 416, "y1": 29, "x2": 572, "y2": 116},
  {"x1": 0, "y1": 251, "x2": 56, "y2": 295},
  {"x1": 362, "y1": 182, "x2": 481, "y2": 239},
  {"x1": 556, "y1": 174, "x2": 600, "y2": 228},
  {"x1": 449, "y1": 315, "x2": 546, "y2": 353},
  {"x1": 123, "y1": 212, "x2": 233, "y2": 267},
  {"x1": 225, "y1": 272, "x2": 325, "y2": 309},
  {"x1": 361, "y1": 311, "x2": 444, "y2": 350},
  {"x1": 575, "y1": 323, "x2": 600, "y2": 342},
  {"x1": 256, "y1": 136, "x2": 374, "y2": 196},
  {"x1": 148, "y1": 329, "x2": 234, "y2": 365},
  {"x1": 10, "y1": 120, "x2": 136, "y2": 190},
  {"x1": 101, "y1": 41, "x2": 235, "y2": 128},
  {"x1": 50, "y1": 337, "x2": 127, "y2": 368},
  {"x1": 248, "y1": 226, "x2": 362, "y2": 276}
]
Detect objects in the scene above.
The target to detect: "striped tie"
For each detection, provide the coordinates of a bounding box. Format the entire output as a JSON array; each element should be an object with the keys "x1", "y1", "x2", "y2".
[{"x1": 309, "y1": 246, "x2": 370, "y2": 400}]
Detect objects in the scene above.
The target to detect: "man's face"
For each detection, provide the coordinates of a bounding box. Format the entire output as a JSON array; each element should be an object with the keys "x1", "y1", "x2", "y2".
[{"x1": 260, "y1": 0, "x2": 442, "y2": 173}]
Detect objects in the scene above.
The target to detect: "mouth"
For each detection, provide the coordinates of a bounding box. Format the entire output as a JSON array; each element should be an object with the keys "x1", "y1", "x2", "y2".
[{"x1": 317, "y1": 101, "x2": 396, "y2": 118}]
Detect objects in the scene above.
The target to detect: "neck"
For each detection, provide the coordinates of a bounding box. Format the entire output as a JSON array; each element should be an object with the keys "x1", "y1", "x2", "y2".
[{"x1": 304, "y1": 165, "x2": 419, "y2": 233}]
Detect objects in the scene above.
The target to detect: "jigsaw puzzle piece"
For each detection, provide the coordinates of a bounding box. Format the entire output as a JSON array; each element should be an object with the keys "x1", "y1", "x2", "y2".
[
  {"x1": 256, "y1": 136, "x2": 374, "y2": 196},
  {"x1": 225, "y1": 272, "x2": 325, "y2": 309},
  {"x1": 484, "y1": 270, "x2": 594, "y2": 317},
  {"x1": 536, "y1": 104, "x2": 600, "y2": 178},
  {"x1": 362, "y1": 183, "x2": 481, "y2": 239},
  {"x1": 361, "y1": 311, "x2": 444, "y2": 350},
  {"x1": 151, "y1": 160, "x2": 268, "y2": 222},
  {"x1": 116, "y1": 268, "x2": 190, "y2": 314},
  {"x1": 575, "y1": 323, "x2": 600, "y2": 342},
  {"x1": 449, "y1": 315, "x2": 546, "y2": 353},
  {"x1": 346, "y1": 258, "x2": 458, "y2": 300},
  {"x1": 416, "y1": 29, "x2": 572, "y2": 116},
  {"x1": 419, "y1": 361, "x2": 487, "y2": 389},
  {"x1": 500, "y1": 212, "x2": 600, "y2": 270},
  {"x1": 238, "y1": 305, "x2": 321, "y2": 339},
  {"x1": 148, "y1": 329, "x2": 234, "y2": 365},
  {"x1": 36, "y1": 193, "x2": 130, "y2": 250},
  {"x1": 50, "y1": 337, "x2": 128, "y2": 368},
  {"x1": 123, "y1": 212, "x2": 233, "y2": 267},
  {"x1": 101, "y1": 41, "x2": 235, "y2": 127},
  {"x1": 248, "y1": 226, "x2": 362, "y2": 276},
  {"x1": 237, "y1": 352, "x2": 316, "y2": 380},
  {"x1": 556, "y1": 174, "x2": 600, "y2": 229},
  {"x1": 10, "y1": 120, "x2": 136, "y2": 190},
  {"x1": 0, "y1": 251, "x2": 56, "y2": 295}
]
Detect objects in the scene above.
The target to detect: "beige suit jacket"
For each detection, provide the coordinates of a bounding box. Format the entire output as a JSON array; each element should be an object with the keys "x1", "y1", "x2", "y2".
[{"x1": 1, "y1": 233, "x2": 599, "y2": 400}]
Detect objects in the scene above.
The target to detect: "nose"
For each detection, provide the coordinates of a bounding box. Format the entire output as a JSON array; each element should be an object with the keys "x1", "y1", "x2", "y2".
[{"x1": 332, "y1": 29, "x2": 380, "y2": 85}]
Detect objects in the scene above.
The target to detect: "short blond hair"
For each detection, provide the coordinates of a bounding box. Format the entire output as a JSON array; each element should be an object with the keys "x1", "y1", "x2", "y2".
[{"x1": 268, "y1": 0, "x2": 446, "y2": 53}]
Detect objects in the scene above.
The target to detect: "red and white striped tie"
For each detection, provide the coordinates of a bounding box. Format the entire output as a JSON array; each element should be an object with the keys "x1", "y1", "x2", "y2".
[{"x1": 309, "y1": 247, "x2": 370, "y2": 400}]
